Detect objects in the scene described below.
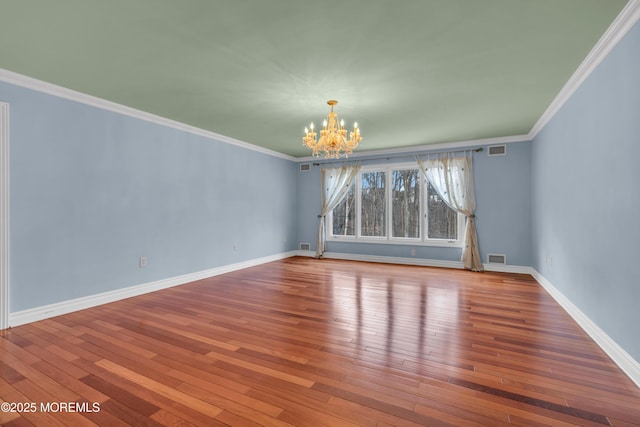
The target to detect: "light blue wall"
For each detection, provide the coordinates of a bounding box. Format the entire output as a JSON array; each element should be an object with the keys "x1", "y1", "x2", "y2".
[
  {"x1": 475, "y1": 141, "x2": 531, "y2": 266},
  {"x1": 532, "y1": 21, "x2": 640, "y2": 361},
  {"x1": 3, "y1": 20, "x2": 637, "y2": 366},
  {"x1": 296, "y1": 141, "x2": 532, "y2": 267},
  {"x1": 2, "y1": 81, "x2": 298, "y2": 312}
]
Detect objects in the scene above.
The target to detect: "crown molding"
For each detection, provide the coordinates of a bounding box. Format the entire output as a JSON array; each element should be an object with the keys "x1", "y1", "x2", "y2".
[
  {"x1": 0, "y1": 68, "x2": 296, "y2": 162},
  {"x1": 295, "y1": 0, "x2": 640, "y2": 164},
  {"x1": 3, "y1": 0, "x2": 638, "y2": 163},
  {"x1": 0, "y1": 66, "x2": 532, "y2": 164},
  {"x1": 529, "y1": 0, "x2": 640, "y2": 139},
  {"x1": 294, "y1": 134, "x2": 530, "y2": 163}
]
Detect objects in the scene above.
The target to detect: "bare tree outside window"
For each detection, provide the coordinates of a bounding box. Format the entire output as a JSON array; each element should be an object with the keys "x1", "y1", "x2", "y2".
[
  {"x1": 391, "y1": 169, "x2": 420, "y2": 238},
  {"x1": 426, "y1": 181, "x2": 457, "y2": 240},
  {"x1": 361, "y1": 171, "x2": 386, "y2": 237},
  {"x1": 332, "y1": 185, "x2": 355, "y2": 236},
  {"x1": 328, "y1": 164, "x2": 461, "y2": 245}
]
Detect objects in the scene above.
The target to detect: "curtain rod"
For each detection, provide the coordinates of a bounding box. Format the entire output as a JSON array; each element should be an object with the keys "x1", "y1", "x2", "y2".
[{"x1": 311, "y1": 147, "x2": 483, "y2": 167}]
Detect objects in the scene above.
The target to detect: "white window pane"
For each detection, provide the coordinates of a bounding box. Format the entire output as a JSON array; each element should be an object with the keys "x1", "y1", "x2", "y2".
[
  {"x1": 426, "y1": 181, "x2": 457, "y2": 240},
  {"x1": 361, "y1": 171, "x2": 386, "y2": 237},
  {"x1": 391, "y1": 169, "x2": 420, "y2": 238},
  {"x1": 332, "y1": 185, "x2": 355, "y2": 236}
]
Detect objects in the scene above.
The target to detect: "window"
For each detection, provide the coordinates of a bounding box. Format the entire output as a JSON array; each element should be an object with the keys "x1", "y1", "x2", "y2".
[
  {"x1": 392, "y1": 169, "x2": 420, "y2": 238},
  {"x1": 331, "y1": 184, "x2": 355, "y2": 236},
  {"x1": 426, "y1": 181, "x2": 458, "y2": 240},
  {"x1": 328, "y1": 163, "x2": 464, "y2": 246},
  {"x1": 361, "y1": 171, "x2": 386, "y2": 237}
]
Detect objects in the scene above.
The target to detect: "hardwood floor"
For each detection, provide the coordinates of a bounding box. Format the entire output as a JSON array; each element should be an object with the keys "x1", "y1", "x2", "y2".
[{"x1": 1, "y1": 257, "x2": 640, "y2": 426}]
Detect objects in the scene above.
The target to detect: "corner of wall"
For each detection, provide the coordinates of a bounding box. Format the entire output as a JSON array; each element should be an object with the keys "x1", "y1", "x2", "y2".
[{"x1": 531, "y1": 269, "x2": 640, "y2": 389}]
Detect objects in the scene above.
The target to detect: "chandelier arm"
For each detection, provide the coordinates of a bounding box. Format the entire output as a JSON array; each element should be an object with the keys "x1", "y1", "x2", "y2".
[{"x1": 302, "y1": 100, "x2": 361, "y2": 158}]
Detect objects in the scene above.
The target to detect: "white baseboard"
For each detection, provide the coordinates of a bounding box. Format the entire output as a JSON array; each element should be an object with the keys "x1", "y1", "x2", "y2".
[
  {"x1": 531, "y1": 269, "x2": 640, "y2": 389},
  {"x1": 294, "y1": 250, "x2": 533, "y2": 274},
  {"x1": 8, "y1": 251, "x2": 297, "y2": 328},
  {"x1": 322, "y1": 251, "x2": 464, "y2": 269},
  {"x1": 10, "y1": 250, "x2": 638, "y2": 390},
  {"x1": 483, "y1": 264, "x2": 534, "y2": 274},
  {"x1": 296, "y1": 251, "x2": 640, "y2": 388}
]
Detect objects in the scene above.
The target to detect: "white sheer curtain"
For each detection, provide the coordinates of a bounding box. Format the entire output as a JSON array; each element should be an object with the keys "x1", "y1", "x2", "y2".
[
  {"x1": 316, "y1": 165, "x2": 361, "y2": 257},
  {"x1": 418, "y1": 154, "x2": 483, "y2": 272}
]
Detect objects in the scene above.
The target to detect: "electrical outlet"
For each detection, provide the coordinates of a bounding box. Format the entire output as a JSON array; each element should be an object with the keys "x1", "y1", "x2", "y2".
[
  {"x1": 139, "y1": 256, "x2": 148, "y2": 268},
  {"x1": 410, "y1": 248, "x2": 416, "y2": 256}
]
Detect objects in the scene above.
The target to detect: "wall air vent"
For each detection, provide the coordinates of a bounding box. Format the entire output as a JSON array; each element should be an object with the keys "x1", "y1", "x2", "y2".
[
  {"x1": 487, "y1": 254, "x2": 506, "y2": 264},
  {"x1": 299, "y1": 163, "x2": 311, "y2": 172},
  {"x1": 488, "y1": 145, "x2": 507, "y2": 156},
  {"x1": 299, "y1": 243, "x2": 311, "y2": 251}
]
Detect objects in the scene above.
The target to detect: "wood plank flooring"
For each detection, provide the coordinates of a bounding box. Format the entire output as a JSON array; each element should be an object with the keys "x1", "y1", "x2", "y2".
[{"x1": 1, "y1": 257, "x2": 640, "y2": 426}]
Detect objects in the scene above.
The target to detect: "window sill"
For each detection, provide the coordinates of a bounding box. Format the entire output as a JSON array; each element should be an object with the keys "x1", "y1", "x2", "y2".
[{"x1": 327, "y1": 235, "x2": 463, "y2": 248}]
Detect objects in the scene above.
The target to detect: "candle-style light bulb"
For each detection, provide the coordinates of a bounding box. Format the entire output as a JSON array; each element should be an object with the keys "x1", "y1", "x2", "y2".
[
  {"x1": 340, "y1": 119, "x2": 345, "y2": 128},
  {"x1": 354, "y1": 122, "x2": 358, "y2": 129},
  {"x1": 323, "y1": 119, "x2": 327, "y2": 128},
  {"x1": 310, "y1": 122, "x2": 314, "y2": 130},
  {"x1": 304, "y1": 127, "x2": 309, "y2": 134}
]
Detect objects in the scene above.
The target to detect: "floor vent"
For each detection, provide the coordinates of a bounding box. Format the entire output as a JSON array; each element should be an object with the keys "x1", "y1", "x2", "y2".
[
  {"x1": 488, "y1": 145, "x2": 507, "y2": 156},
  {"x1": 299, "y1": 243, "x2": 311, "y2": 251},
  {"x1": 299, "y1": 163, "x2": 311, "y2": 172},
  {"x1": 487, "y1": 254, "x2": 506, "y2": 264}
]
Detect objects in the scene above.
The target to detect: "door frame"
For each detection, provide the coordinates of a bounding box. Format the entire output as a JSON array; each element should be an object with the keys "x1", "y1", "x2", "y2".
[{"x1": 1, "y1": 102, "x2": 9, "y2": 329}]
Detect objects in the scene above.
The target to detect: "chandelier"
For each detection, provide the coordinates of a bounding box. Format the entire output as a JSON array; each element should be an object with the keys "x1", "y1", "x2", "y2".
[{"x1": 303, "y1": 100, "x2": 362, "y2": 158}]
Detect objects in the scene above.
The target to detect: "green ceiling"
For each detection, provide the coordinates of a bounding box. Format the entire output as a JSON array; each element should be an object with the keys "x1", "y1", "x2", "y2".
[{"x1": 0, "y1": 0, "x2": 629, "y2": 157}]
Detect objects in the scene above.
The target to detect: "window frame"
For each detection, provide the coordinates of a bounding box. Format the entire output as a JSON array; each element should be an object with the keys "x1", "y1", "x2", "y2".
[{"x1": 327, "y1": 162, "x2": 465, "y2": 247}]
